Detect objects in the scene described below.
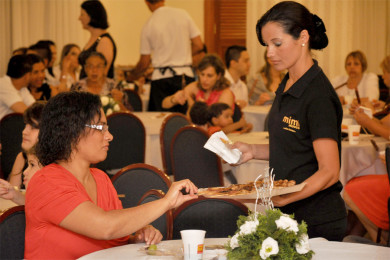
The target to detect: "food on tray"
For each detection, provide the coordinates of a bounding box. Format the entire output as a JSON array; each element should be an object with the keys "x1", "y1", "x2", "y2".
[
  {"x1": 197, "y1": 179, "x2": 305, "y2": 199},
  {"x1": 198, "y1": 179, "x2": 296, "y2": 197}
]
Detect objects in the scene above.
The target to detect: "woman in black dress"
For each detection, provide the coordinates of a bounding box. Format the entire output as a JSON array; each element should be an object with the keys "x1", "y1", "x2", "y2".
[{"x1": 78, "y1": 0, "x2": 116, "y2": 79}]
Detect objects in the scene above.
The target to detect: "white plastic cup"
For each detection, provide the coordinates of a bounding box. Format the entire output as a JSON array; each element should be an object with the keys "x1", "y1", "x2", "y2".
[
  {"x1": 180, "y1": 230, "x2": 206, "y2": 260},
  {"x1": 348, "y1": 125, "x2": 361, "y2": 145},
  {"x1": 341, "y1": 118, "x2": 353, "y2": 133}
]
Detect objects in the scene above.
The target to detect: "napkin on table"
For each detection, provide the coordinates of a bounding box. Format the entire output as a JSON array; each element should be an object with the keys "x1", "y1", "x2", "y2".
[{"x1": 204, "y1": 131, "x2": 242, "y2": 164}]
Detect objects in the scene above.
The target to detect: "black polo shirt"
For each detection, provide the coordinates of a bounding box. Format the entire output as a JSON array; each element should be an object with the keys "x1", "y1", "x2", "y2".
[{"x1": 268, "y1": 60, "x2": 346, "y2": 226}]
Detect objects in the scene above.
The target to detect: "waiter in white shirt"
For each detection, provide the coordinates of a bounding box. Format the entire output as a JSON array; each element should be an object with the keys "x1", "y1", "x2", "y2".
[{"x1": 130, "y1": 0, "x2": 204, "y2": 113}]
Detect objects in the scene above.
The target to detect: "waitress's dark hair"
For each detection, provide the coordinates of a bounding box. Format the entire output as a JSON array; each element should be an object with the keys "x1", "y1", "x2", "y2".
[
  {"x1": 81, "y1": 0, "x2": 109, "y2": 29},
  {"x1": 36, "y1": 91, "x2": 102, "y2": 166},
  {"x1": 256, "y1": 1, "x2": 328, "y2": 50}
]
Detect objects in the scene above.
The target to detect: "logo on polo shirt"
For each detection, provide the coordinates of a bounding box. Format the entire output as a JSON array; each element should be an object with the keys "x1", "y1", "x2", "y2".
[{"x1": 282, "y1": 116, "x2": 300, "y2": 132}]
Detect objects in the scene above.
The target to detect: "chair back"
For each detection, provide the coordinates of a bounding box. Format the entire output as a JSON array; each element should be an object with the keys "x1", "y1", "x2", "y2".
[
  {"x1": 0, "y1": 113, "x2": 24, "y2": 179},
  {"x1": 112, "y1": 163, "x2": 171, "y2": 208},
  {"x1": 96, "y1": 112, "x2": 145, "y2": 174},
  {"x1": 137, "y1": 189, "x2": 173, "y2": 240},
  {"x1": 160, "y1": 113, "x2": 190, "y2": 175},
  {"x1": 124, "y1": 89, "x2": 143, "y2": 112},
  {"x1": 0, "y1": 205, "x2": 25, "y2": 259},
  {"x1": 172, "y1": 197, "x2": 248, "y2": 239},
  {"x1": 171, "y1": 126, "x2": 223, "y2": 187}
]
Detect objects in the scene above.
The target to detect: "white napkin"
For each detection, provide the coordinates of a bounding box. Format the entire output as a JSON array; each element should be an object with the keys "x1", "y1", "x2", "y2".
[
  {"x1": 358, "y1": 106, "x2": 373, "y2": 118},
  {"x1": 204, "y1": 131, "x2": 242, "y2": 164}
]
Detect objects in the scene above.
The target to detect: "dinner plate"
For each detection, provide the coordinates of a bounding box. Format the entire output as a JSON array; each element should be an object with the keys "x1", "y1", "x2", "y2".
[{"x1": 198, "y1": 182, "x2": 306, "y2": 199}]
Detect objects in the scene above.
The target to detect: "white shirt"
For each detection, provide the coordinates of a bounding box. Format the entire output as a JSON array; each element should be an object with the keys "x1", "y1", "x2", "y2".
[
  {"x1": 331, "y1": 72, "x2": 379, "y2": 103},
  {"x1": 140, "y1": 6, "x2": 200, "y2": 80},
  {"x1": 225, "y1": 70, "x2": 248, "y2": 103},
  {"x1": 0, "y1": 75, "x2": 35, "y2": 121}
]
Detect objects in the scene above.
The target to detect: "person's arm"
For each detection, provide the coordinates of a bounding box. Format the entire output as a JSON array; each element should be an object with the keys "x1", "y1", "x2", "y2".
[
  {"x1": 217, "y1": 89, "x2": 235, "y2": 108},
  {"x1": 59, "y1": 180, "x2": 197, "y2": 244},
  {"x1": 272, "y1": 138, "x2": 340, "y2": 207},
  {"x1": 354, "y1": 111, "x2": 390, "y2": 140},
  {"x1": 0, "y1": 179, "x2": 25, "y2": 205},
  {"x1": 96, "y1": 37, "x2": 114, "y2": 77},
  {"x1": 221, "y1": 117, "x2": 248, "y2": 134},
  {"x1": 191, "y1": 36, "x2": 203, "y2": 56},
  {"x1": 162, "y1": 90, "x2": 187, "y2": 109},
  {"x1": 9, "y1": 102, "x2": 28, "y2": 114},
  {"x1": 8, "y1": 152, "x2": 25, "y2": 187},
  {"x1": 130, "y1": 55, "x2": 152, "y2": 80}
]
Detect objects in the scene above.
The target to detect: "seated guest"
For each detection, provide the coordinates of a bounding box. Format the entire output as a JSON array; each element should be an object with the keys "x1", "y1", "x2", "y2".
[
  {"x1": 53, "y1": 43, "x2": 81, "y2": 90},
  {"x1": 0, "y1": 54, "x2": 35, "y2": 121},
  {"x1": 225, "y1": 45, "x2": 251, "y2": 108},
  {"x1": 71, "y1": 52, "x2": 131, "y2": 111},
  {"x1": 208, "y1": 103, "x2": 253, "y2": 135},
  {"x1": 27, "y1": 54, "x2": 59, "y2": 100},
  {"x1": 189, "y1": 101, "x2": 209, "y2": 131},
  {"x1": 344, "y1": 115, "x2": 390, "y2": 244},
  {"x1": 332, "y1": 50, "x2": 379, "y2": 105},
  {"x1": 25, "y1": 91, "x2": 198, "y2": 259},
  {"x1": 36, "y1": 40, "x2": 58, "y2": 86},
  {"x1": 247, "y1": 50, "x2": 285, "y2": 106},
  {"x1": 162, "y1": 54, "x2": 234, "y2": 114},
  {"x1": 8, "y1": 101, "x2": 45, "y2": 188},
  {"x1": 12, "y1": 47, "x2": 28, "y2": 56},
  {"x1": 0, "y1": 146, "x2": 41, "y2": 205}
]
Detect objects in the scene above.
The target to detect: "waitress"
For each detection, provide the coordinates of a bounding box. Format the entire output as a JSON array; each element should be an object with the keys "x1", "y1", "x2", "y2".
[{"x1": 232, "y1": 1, "x2": 346, "y2": 241}]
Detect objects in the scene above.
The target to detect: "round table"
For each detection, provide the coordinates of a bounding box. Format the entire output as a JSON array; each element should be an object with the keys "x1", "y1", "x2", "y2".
[{"x1": 78, "y1": 237, "x2": 390, "y2": 259}]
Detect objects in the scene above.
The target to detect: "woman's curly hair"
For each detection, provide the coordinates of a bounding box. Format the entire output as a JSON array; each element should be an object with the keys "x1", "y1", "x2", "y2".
[{"x1": 36, "y1": 91, "x2": 102, "y2": 166}]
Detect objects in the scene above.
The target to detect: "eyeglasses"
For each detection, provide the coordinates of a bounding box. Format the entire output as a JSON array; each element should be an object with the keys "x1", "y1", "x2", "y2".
[{"x1": 85, "y1": 124, "x2": 109, "y2": 133}]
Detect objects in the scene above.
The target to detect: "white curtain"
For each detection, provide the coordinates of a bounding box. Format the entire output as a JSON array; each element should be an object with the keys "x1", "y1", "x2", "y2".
[
  {"x1": 247, "y1": 0, "x2": 390, "y2": 80},
  {"x1": 0, "y1": 0, "x2": 87, "y2": 76}
]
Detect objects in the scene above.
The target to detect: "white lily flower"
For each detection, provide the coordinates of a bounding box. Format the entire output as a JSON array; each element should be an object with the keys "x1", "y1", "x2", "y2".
[
  {"x1": 230, "y1": 233, "x2": 239, "y2": 249},
  {"x1": 101, "y1": 96, "x2": 109, "y2": 106},
  {"x1": 259, "y1": 237, "x2": 279, "y2": 259},
  {"x1": 275, "y1": 215, "x2": 299, "y2": 234},
  {"x1": 113, "y1": 104, "x2": 120, "y2": 111},
  {"x1": 295, "y1": 234, "x2": 310, "y2": 254},
  {"x1": 239, "y1": 219, "x2": 259, "y2": 235}
]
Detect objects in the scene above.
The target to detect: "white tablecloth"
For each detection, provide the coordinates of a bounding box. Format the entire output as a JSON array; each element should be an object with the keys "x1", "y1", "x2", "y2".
[
  {"x1": 242, "y1": 105, "x2": 271, "y2": 132},
  {"x1": 78, "y1": 237, "x2": 390, "y2": 259},
  {"x1": 132, "y1": 112, "x2": 171, "y2": 171},
  {"x1": 225, "y1": 132, "x2": 388, "y2": 186}
]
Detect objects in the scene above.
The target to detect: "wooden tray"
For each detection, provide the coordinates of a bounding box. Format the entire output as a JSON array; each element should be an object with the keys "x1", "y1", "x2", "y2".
[{"x1": 198, "y1": 183, "x2": 306, "y2": 199}]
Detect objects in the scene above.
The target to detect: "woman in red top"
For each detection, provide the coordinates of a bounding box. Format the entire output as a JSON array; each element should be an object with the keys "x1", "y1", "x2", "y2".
[
  {"x1": 25, "y1": 91, "x2": 198, "y2": 259},
  {"x1": 162, "y1": 54, "x2": 234, "y2": 114}
]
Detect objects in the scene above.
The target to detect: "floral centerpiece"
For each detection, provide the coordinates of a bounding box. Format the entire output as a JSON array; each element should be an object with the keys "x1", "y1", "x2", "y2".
[
  {"x1": 101, "y1": 95, "x2": 120, "y2": 116},
  {"x1": 226, "y1": 209, "x2": 314, "y2": 259}
]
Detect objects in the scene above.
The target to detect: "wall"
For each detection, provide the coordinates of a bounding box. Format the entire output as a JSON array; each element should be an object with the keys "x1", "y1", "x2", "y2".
[{"x1": 101, "y1": 0, "x2": 204, "y2": 67}]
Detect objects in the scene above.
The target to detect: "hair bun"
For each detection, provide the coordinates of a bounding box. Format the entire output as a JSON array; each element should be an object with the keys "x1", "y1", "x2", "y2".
[{"x1": 312, "y1": 14, "x2": 326, "y2": 34}]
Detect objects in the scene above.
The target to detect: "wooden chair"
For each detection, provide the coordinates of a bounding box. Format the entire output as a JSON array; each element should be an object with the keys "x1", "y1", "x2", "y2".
[
  {"x1": 137, "y1": 189, "x2": 173, "y2": 240},
  {"x1": 123, "y1": 89, "x2": 143, "y2": 112},
  {"x1": 172, "y1": 197, "x2": 248, "y2": 239},
  {"x1": 171, "y1": 126, "x2": 224, "y2": 187},
  {"x1": 0, "y1": 205, "x2": 25, "y2": 259},
  {"x1": 111, "y1": 163, "x2": 171, "y2": 208},
  {"x1": 0, "y1": 113, "x2": 24, "y2": 179},
  {"x1": 95, "y1": 112, "x2": 145, "y2": 175},
  {"x1": 160, "y1": 113, "x2": 190, "y2": 176}
]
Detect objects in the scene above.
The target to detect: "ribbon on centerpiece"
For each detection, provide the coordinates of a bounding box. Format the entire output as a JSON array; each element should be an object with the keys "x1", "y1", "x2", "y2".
[{"x1": 254, "y1": 168, "x2": 275, "y2": 214}]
